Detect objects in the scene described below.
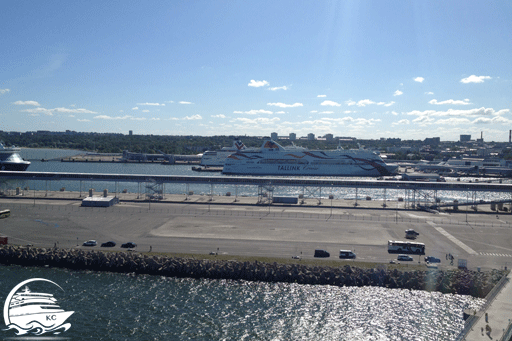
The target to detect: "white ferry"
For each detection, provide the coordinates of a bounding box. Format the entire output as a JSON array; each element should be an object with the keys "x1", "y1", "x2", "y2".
[
  {"x1": 416, "y1": 157, "x2": 512, "y2": 176},
  {"x1": 0, "y1": 142, "x2": 30, "y2": 171},
  {"x1": 222, "y1": 139, "x2": 398, "y2": 176},
  {"x1": 8, "y1": 286, "x2": 74, "y2": 329},
  {"x1": 200, "y1": 139, "x2": 247, "y2": 167}
]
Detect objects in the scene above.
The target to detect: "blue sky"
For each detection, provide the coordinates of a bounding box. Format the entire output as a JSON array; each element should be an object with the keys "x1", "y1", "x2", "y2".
[{"x1": 1, "y1": 1, "x2": 511, "y2": 141}]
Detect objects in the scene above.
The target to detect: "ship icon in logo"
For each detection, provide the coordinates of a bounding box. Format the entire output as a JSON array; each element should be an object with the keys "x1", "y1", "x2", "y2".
[{"x1": 3, "y1": 278, "x2": 73, "y2": 335}]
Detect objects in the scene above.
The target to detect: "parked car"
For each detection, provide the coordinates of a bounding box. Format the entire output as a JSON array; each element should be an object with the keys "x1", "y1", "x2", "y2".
[
  {"x1": 121, "y1": 242, "x2": 137, "y2": 248},
  {"x1": 339, "y1": 250, "x2": 356, "y2": 259},
  {"x1": 83, "y1": 240, "x2": 97, "y2": 246},
  {"x1": 424, "y1": 256, "x2": 441, "y2": 263},
  {"x1": 397, "y1": 254, "x2": 413, "y2": 261},
  {"x1": 314, "y1": 249, "x2": 330, "y2": 258},
  {"x1": 101, "y1": 241, "x2": 116, "y2": 247}
]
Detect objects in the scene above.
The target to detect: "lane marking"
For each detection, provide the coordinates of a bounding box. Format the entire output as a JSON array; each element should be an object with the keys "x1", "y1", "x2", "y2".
[
  {"x1": 480, "y1": 252, "x2": 512, "y2": 257},
  {"x1": 427, "y1": 221, "x2": 478, "y2": 255}
]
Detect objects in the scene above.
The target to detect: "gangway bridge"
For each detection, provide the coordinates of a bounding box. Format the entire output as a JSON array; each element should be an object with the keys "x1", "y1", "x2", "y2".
[{"x1": 1, "y1": 171, "x2": 511, "y2": 209}]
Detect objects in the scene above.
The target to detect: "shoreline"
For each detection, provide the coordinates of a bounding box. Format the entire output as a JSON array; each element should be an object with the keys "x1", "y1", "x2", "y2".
[{"x1": 0, "y1": 245, "x2": 507, "y2": 299}]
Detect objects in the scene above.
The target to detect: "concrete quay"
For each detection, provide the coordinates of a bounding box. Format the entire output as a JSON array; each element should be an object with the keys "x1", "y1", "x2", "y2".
[{"x1": 463, "y1": 270, "x2": 512, "y2": 340}]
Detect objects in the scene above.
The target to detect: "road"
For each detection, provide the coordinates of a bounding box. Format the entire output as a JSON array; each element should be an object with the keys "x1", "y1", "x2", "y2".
[{"x1": 1, "y1": 198, "x2": 511, "y2": 270}]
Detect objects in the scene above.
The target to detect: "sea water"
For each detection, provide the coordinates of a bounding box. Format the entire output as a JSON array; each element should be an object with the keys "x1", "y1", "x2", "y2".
[{"x1": 0, "y1": 264, "x2": 483, "y2": 341}]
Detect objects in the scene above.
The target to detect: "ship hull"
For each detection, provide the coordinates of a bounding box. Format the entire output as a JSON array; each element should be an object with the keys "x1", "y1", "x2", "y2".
[
  {"x1": 222, "y1": 163, "x2": 396, "y2": 176},
  {"x1": 0, "y1": 162, "x2": 31, "y2": 171}
]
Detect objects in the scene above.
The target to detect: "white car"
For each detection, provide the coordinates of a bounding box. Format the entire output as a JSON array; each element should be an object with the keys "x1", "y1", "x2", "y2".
[
  {"x1": 397, "y1": 254, "x2": 413, "y2": 261},
  {"x1": 83, "y1": 240, "x2": 97, "y2": 246}
]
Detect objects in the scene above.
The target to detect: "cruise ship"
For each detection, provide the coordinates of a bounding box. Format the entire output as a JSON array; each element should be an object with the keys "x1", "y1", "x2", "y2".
[
  {"x1": 200, "y1": 139, "x2": 247, "y2": 167},
  {"x1": 0, "y1": 142, "x2": 30, "y2": 171},
  {"x1": 222, "y1": 139, "x2": 398, "y2": 176},
  {"x1": 7, "y1": 286, "x2": 74, "y2": 331}
]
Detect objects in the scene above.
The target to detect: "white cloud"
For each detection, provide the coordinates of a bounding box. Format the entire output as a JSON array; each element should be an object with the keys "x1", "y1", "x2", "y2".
[
  {"x1": 77, "y1": 119, "x2": 91, "y2": 122},
  {"x1": 0, "y1": 89, "x2": 10, "y2": 94},
  {"x1": 142, "y1": 110, "x2": 150, "y2": 113},
  {"x1": 234, "y1": 109, "x2": 273, "y2": 115},
  {"x1": 414, "y1": 77, "x2": 425, "y2": 83},
  {"x1": 320, "y1": 100, "x2": 341, "y2": 107},
  {"x1": 183, "y1": 114, "x2": 202, "y2": 120},
  {"x1": 13, "y1": 100, "x2": 41, "y2": 106},
  {"x1": 320, "y1": 111, "x2": 334, "y2": 114},
  {"x1": 132, "y1": 107, "x2": 139, "y2": 110},
  {"x1": 20, "y1": 107, "x2": 53, "y2": 115},
  {"x1": 136, "y1": 102, "x2": 165, "y2": 106},
  {"x1": 267, "y1": 102, "x2": 303, "y2": 108},
  {"x1": 248, "y1": 80, "x2": 269, "y2": 87},
  {"x1": 412, "y1": 116, "x2": 435, "y2": 125},
  {"x1": 275, "y1": 111, "x2": 285, "y2": 114},
  {"x1": 425, "y1": 92, "x2": 434, "y2": 95},
  {"x1": 429, "y1": 99, "x2": 471, "y2": 105},
  {"x1": 391, "y1": 111, "x2": 399, "y2": 116},
  {"x1": 346, "y1": 99, "x2": 393, "y2": 107},
  {"x1": 233, "y1": 117, "x2": 280, "y2": 124},
  {"x1": 269, "y1": 86, "x2": 288, "y2": 91},
  {"x1": 179, "y1": 101, "x2": 192, "y2": 105},
  {"x1": 435, "y1": 118, "x2": 472, "y2": 125},
  {"x1": 356, "y1": 99, "x2": 374, "y2": 107},
  {"x1": 68, "y1": 115, "x2": 75, "y2": 118},
  {"x1": 310, "y1": 110, "x2": 318, "y2": 113},
  {"x1": 317, "y1": 95, "x2": 326, "y2": 98},
  {"x1": 392, "y1": 119, "x2": 410, "y2": 126},
  {"x1": 211, "y1": 114, "x2": 226, "y2": 118},
  {"x1": 407, "y1": 107, "x2": 506, "y2": 118},
  {"x1": 393, "y1": 90, "x2": 403, "y2": 96},
  {"x1": 460, "y1": 75, "x2": 491, "y2": 83},
  {"x1": 53, "y1": 107, "x2": 97, "y2": 114},
  {"x1": 94, "y1": 115, "x2": 132, "y2": 120}
]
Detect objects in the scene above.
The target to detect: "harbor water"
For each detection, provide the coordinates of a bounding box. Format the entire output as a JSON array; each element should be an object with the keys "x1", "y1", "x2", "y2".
[{"x1": 0, "y1": 264, "x2": 484, "y2": 340}]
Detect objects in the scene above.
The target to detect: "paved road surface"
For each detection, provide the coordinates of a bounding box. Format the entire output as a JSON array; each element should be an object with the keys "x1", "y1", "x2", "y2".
[{"x1": 1, "y1": 197, "x2": 511, "y2": 271}]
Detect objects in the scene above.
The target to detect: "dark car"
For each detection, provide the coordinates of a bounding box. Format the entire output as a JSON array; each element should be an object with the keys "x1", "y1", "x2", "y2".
[
  {"x1": 405, "y1": 229, "x2": 419, "y2": 239},
  {"x1": 314, "y1": 249, "x2": 330, "y2": 258},
  {"x1": 425, "y1": 256, "x2": 441, "y2": 263},
  {"x1": 82, "y1": 240, "x2": 97, "y2": 246},
  {"x1": 101, "y1": 241, "x2": 116, "y2": 247},
  {"x1": 121, "y1": 242, "x2": 137, "y2": 248}
]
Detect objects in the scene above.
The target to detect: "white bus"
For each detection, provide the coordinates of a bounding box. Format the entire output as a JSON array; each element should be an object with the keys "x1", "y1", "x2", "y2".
[{"x1": 388, "y1": 240, "x2": 425, "y2": 255}]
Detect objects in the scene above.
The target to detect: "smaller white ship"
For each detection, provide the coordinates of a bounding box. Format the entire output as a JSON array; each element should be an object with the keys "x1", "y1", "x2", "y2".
[
  {"x1": 200, "y1": 139, "x2": 247, "y2": 167},
  {"x1": 7, "y1": 286, "x2": 73, "y2": 333},
  {"x1": 0, "y1": 142, "x2": 31, "y2": 171}
]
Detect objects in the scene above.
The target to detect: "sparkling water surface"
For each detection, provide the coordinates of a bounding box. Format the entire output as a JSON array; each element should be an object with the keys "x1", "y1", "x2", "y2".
[{"x1": 0, "y1": 265, "x2": 483, "y2": 341}]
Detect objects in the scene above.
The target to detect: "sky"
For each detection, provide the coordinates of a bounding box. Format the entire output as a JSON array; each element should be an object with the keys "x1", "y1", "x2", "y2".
[{"x1": 1, "y1": 1, "x2": 511, "y2": 141}]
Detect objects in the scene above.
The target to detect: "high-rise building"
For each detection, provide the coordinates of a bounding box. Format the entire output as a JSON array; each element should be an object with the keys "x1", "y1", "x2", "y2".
[{"x1": 460, "y1": 134, "x2": 471, "y2": 142}]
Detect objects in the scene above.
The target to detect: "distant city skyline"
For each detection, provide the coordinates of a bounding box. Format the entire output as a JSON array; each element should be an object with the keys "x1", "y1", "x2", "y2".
[{"x1": 1, "y1": 1, "x2": 511, "y2": 141}]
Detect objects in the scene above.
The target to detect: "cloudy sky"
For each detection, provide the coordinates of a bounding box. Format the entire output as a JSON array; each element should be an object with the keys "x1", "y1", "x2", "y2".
[{"x1": 1, "y1": 1, "x2": 511, "y2": 141}]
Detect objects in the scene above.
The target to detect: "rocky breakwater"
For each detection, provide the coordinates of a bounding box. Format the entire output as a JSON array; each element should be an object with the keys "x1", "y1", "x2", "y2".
[{"x1": 0, "y1": 245, "x2": 506, "y2": 298}]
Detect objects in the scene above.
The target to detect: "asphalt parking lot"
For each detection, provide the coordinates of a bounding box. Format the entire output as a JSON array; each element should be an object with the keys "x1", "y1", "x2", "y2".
[{"x1": 1, "y1": 196, "x2": 511, "y2": 270}]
